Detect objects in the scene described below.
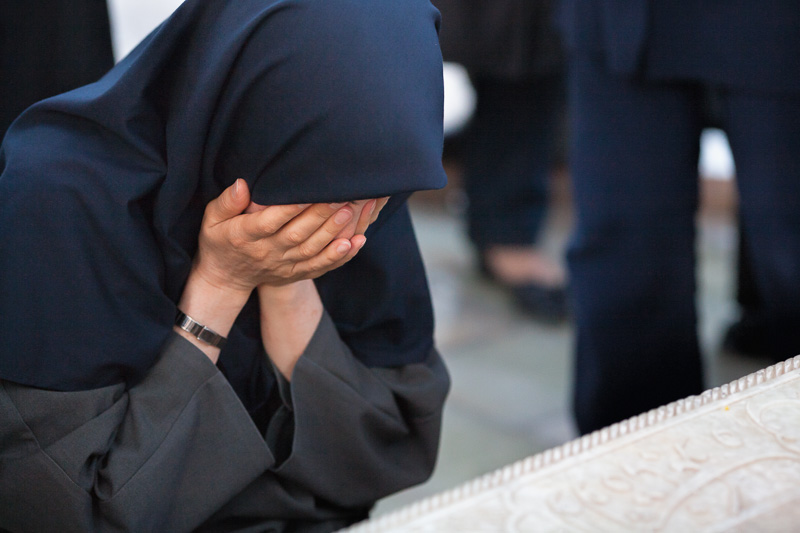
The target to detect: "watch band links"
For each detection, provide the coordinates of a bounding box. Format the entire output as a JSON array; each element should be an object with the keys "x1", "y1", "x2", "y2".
[{"x1": 174, "y1": 309, "x2": 228, "y2": 349}]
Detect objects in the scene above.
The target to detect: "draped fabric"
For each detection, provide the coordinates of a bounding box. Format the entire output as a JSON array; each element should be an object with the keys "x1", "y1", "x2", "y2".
[
  {"x1": 0, "y1": 0, "x2": 115, "y2": 137},
  {"x1": 0, "y1": 0, "x2": 447, "y2": 411}
]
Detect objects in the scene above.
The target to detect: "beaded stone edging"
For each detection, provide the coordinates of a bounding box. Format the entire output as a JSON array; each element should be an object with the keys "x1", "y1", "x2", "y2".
[{"x1": 341, "y1": 355, "x2": 800, "y2": 533}]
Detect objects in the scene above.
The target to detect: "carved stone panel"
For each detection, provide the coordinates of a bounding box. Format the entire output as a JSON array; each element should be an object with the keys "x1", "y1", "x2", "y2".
[{"x1": 344, "y1": 357, "x2": 800, "y2": 532}]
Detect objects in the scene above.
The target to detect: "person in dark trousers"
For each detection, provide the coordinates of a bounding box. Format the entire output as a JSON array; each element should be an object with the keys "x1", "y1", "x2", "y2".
[
  {"x1": 0, "y1": 0, "x2": 114, "y2": 138},
  {"x1": 0, "y1": 1, "x2": 449, "y2": 530},
  {"x1": 436, "y1": 0, "x2": 569, "y2": 322},
  {"x1": 558, "y1": 0, "x2": 800, "y2": 434}
]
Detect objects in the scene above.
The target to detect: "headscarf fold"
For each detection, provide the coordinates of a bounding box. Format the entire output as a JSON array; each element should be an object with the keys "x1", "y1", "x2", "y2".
[{"x1": 0, "y1": 0, "x2": 446, "y2": 411}]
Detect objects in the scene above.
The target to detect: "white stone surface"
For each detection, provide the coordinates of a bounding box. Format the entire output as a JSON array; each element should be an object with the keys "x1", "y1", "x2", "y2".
[{"x1": 345, "y1": 357, "x2": 800, "y2": 533}]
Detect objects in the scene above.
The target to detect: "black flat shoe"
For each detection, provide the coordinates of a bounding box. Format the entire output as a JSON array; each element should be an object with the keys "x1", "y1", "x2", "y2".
[
  {"x1": 721, "y1": 317, "x2": 767, "y2": 358},
  {"x1": 509, "y1": 283, "x2": 569, "y2": 323},
  {"x1": 478, "y1": 254, "x2": 569, "y2": 323},
  {"x1": 721, "y1": 314, "x2": 786, "y2": 362}
]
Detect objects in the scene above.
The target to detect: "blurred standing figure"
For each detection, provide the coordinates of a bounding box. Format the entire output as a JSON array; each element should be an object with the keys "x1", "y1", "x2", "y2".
[
  {"x1": 558, "y1": 0, "x2": 800, "y2": 434},
  {"x1": 0, "y1": 0, "x2": 114, "y2": 137},
  {"x1": 436, "y1": 0, "x2": 569, "y2": 322}
]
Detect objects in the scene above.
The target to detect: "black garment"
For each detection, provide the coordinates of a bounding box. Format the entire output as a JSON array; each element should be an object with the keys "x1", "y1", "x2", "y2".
[
  {"x1": 557, "y1": 0, "x2": 800, "y2": 91},
  {"x1": 461, "y1": 73, "x2": 565, "y2": 249},
  {"x1": 435, "y1": 0, "x2": 563, "y2": 79},
  {"x1": 0, "y1": 0, "x2": 447, "y2": 405},
  {"x1": 0, "y1": 313, "x2": 450, "y2": 532},
  {"x1": 435, "y1": 0, "x2": 566, "y2": 248},
  {"x1": 559, "y1": 0, "x2": 800, "y2": 434},
  {"x1": 644, "y1": 0, "x2": 800, "y2": 93},
  {"x1": 0, "y1": 0, "x2": 114, "y2": 137},
  {"x1": 0, "y1": 0, "x2": 450, "y2": 527}
]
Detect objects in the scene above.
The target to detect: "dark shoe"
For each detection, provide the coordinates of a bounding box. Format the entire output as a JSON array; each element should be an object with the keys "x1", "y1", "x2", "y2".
[
  {"x1": 478, "y1": 253, "x2": 569, "y2": 323},
  {"x1": 720, "y1": 313, "x2": 786, "y2": 362},
  {"x1": 509, "y1": 283, "x2": 569, "y2": 323},
  {"x1": 721, "y1": 317, "x2": 766, "y2": 357}
]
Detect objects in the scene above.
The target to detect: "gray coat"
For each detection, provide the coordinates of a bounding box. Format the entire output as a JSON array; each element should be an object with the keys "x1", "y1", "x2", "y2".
[{"x1": 0, "y1": 312, "x2": 449, "y2": 532}]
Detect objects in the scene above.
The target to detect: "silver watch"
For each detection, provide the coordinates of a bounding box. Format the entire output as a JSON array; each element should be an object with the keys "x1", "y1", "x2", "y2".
[{"x1": 174, "y1": 310, "x2": 228, "y2": 349}]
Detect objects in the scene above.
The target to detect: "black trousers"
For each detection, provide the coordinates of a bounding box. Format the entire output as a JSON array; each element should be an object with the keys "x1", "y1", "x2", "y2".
[
  {"x1": 567, "y1": 54, "x2": 800, "y2": 434},
  {"x1": 461, "y1": 72, "x2": 565, "y2": 250}
]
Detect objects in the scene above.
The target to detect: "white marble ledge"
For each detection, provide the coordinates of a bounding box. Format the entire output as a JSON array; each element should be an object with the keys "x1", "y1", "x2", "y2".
[{"x1": 343, "y1": 356, "x2": 800, "y2": 533}]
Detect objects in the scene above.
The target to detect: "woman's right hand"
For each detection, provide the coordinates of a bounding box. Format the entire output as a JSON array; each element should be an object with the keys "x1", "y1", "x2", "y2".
[
  {"x1": 176, "y1": 179, "x2": 370, "y2": 362},
  {"x1": 192, "y1": 179, "x2": 367, "y2": 296}
]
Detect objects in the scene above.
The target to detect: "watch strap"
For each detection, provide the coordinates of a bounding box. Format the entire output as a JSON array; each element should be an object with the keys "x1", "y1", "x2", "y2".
[{"x1": 174, "y1": 309, "x2": 228, "y2": 349}]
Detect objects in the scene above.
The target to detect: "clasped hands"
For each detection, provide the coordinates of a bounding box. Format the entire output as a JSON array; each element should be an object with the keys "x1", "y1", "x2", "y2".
[
  {"x1": 194, "y1": 178, "x2": 388, "y2": 295},
  {"x1": 175, "y1": 178, "x2": 388, "y2": 370}
]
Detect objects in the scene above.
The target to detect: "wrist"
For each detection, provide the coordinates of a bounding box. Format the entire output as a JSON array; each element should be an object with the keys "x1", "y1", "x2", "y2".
[
  {"x1": 257, "y1": 280, "x2": 323, "y2": 381},
  {"x1": 257, "y1": 279, "x2": 317, "y2": 305},
  {"x1": 179, "y1": 266, "x2": 252, "y2": 338},
  {"x1": 191, "y1": 254, "x2": 256, "y2": 296}
]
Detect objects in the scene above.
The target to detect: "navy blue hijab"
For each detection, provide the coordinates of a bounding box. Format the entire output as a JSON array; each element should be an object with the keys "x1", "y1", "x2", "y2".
[{"x1": 0, "y1": 0, "x2": 446, "y2": 410}]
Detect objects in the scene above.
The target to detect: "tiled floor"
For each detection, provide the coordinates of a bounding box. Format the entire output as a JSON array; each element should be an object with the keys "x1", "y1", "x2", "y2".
[{"x1": 373, "y1": 174, "x2": 768, "y2": 516}]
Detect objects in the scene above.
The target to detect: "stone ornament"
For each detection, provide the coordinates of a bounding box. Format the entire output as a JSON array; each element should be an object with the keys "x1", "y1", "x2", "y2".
[{"x1": 343, "y1": 356, "x2": 800, "y2": 532}]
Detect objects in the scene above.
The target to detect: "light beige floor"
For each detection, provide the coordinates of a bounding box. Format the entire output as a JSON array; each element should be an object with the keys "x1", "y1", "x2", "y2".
[{"x1": 373, "y1": 176, "x2": 769, "y2": 516}]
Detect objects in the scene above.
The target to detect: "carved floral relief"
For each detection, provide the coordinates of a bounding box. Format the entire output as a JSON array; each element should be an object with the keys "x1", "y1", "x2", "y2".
[{"x1": 344, "y1": 357, "x2": 800, "y2": 533}]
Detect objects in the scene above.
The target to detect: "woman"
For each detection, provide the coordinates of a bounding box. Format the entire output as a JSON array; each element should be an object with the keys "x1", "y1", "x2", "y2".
[{"x1": 0, "y1": 0, "x2": 449, "y2": 531}]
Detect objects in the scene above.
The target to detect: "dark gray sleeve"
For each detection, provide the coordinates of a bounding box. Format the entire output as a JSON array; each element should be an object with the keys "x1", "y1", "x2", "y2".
[
  {"x1": 229, "y1": 311, "x2": 451, "y2": 513},
  {"x1": 0, "y1": 334, "x2": 274, "y2": 533},
  {"x1": 1, "y1": 315, "x2": 450, "y2": 532},
  {"x1": 195, "y1": 311, "x2": 450, "y2": 531}
]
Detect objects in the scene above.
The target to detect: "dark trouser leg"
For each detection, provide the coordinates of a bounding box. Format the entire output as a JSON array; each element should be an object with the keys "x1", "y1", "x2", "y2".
[
  {"x1": 722, "y1": 225, "x2": 772, "y2": 357},
  {"x1": 462, "y1": 73, "x2": 566, "y2": 249},
  {"x1": 567, "y1": 56, "x2": 706, "y2": 434},
  {"x1": 723, "y1": 89, "x2": 800, "y2": 361}
]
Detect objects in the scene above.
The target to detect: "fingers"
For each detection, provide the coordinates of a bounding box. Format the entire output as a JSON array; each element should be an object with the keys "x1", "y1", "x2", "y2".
[
  {"x1": 352, "y1": 196, "x2": 390, "y2": 235},
  {"x1": 330, "y1": 234, "x2": 367, "y2": 270},
  {"x1": 204, "y1": 179, "x2": 251, "y2": 226},
  {"x1": 279, "y1": 203, "x2": 356, "y2": 260},
  {"x1": 370, "y1": 197, "x2": 390, "y2": 224},
  {"x1": 235, "y1": 195, "x2": 390, "y2": 249},
  {"x1": 237, "y1": 203, "x2": 312, "y2": 241},
  {"x1": 198, "y1": 185, "x2": 377, "y2": 290},
  {"x1": 245, "y1": 201, "x2": 267, "y2": 214},
  {"x1": 354, "y1": 199, "x2": 377, "y2": 236},
  {"x1": 294, "y1": 234, "x2": 367, "y2": 279}
]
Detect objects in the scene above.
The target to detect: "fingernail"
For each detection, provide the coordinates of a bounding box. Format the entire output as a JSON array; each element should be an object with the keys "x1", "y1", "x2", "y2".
[
  {"x1": 337, "y1": 242, "x2": 351, "y2": 254},
  {"x1": 329, "y1": 202, "x2": 347, "y2": 209},
  {"x1": 232, "y1": 179, "x2": 242, "y2": 199},
  {"x1": 334, "y1": 209, "x2": 352, "y2": 225}
]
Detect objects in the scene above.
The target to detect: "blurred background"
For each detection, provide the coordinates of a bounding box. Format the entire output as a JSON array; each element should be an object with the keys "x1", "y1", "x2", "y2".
[{"x1": 8, "y1": 0, "x2": 772, "y2": 517}]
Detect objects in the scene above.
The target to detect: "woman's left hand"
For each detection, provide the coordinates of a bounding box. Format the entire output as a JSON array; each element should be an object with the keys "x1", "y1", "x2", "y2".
[
  {"x1": 251, "y1": 195, "x2": 389, "y2": 380},
  {"x1": 246, "y1": 196, "x2": 389, "y2": 240}
]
